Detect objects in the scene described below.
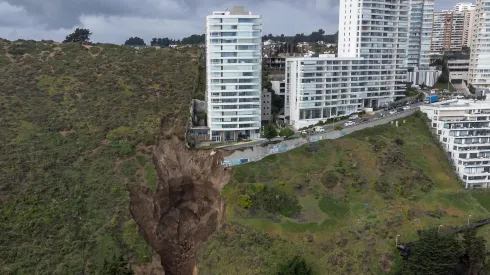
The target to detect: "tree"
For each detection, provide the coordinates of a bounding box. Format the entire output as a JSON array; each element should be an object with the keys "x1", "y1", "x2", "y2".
[
  {"x1": 460, "y1": 229, "x2": 487, "y2": 275},
  {"x1": 400, "y1": 228, "x2": 463, "y2": 275},
  {"x1": 277, "y1": 256, "x2": 311, "y2": 275},
  {"x1": 279, "y1": 127, "x2": 294, "y2": 138},
  {"x1": 262, "y1": 71, "x2": 272, "y2": 90},
  {"x1": 264, "y1": 123, "x2": 278, "y2": 141},
  {"x1": 101, "y1": 254, "x2": 134, "y2": 275},
  {"x1": 237, "y1": 194, "x2": 253, "y2": 208},
  {"x1": 63, "y1": 28, "x2": 92, "y2": 43},
  {"x1": 124, "y1": 37, "x2": 145, "y2": 46}
]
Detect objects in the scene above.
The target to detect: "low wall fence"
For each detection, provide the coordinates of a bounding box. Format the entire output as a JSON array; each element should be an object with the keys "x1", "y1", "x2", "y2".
[{"x1": 221, "y1": 108, "x2": 419, "y2": 167}]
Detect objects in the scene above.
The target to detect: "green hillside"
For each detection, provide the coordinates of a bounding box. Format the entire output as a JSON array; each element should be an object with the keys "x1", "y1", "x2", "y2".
[
  {"x1": 198, "y1": 114, "x2": 490, "y2": 274},
  {"x1": 0, "y1": 39, "x2": 199, "y2": 273}
]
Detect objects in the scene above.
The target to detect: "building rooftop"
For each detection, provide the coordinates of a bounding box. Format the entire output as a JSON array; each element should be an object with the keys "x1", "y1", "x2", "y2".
[{"x1": 429, "y1": 99, "x2": 490, "y2": 109}]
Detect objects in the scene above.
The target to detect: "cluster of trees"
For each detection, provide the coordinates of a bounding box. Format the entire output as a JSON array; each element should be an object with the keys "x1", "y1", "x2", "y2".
[
  {"x1": 262, "y1": 29, "x2": 338, "y2": 44},
  {"x1": 63, "y1": 28, "x2": 92, "y2": 43},
  {"x1": 396, "y1": 228, "x2": 490, "y2": 275},
  {"x1": 150, "y1": 34, "x2": 205, "y2": 47},
  {"x1": 124, "y1": 37, "x2": 145, "y2": 46}
]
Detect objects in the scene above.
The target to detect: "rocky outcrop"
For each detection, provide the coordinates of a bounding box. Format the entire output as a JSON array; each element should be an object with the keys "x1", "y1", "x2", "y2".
[{"x1": 129, "y1": 137, "x2": 232, "y2": 275}]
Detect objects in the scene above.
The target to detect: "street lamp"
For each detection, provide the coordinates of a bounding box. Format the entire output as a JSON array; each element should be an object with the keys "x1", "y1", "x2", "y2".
[
  {"x1": 396, "y1": 234, "x2": 401, "y2": 247},
  {"x1": 468, "y1": 215, "x2": 472, "y2": 226},
  {"x1": 438, "y1": 225, "x2": 443, "y2": 233}
]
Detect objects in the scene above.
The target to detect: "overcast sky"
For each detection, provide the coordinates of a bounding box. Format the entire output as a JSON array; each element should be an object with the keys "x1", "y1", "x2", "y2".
[{"x1": 0, "y1": 0, "x2": 463, "y2": 44}]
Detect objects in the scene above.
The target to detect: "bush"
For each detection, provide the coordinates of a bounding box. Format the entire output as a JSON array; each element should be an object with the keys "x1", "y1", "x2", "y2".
[
  {"x1": 279, "y1": 127, "x2": 295, "y2": 137},
  {"x1": 252, "y1": 185, "x2": 301, "y2": 217},
  {"x1": 277, "y1": 256, "x2": 312, "y2": 275},
  {"x1": 333, "y1": 125, "x2": 343, "y2": 131},
  {"x1": 323, "y1": 170, "x2": 339, "y2": 188},
  {"x1": 238, "y1": 194, "x2": 253, "y2": 209},
  {"x1": 394, "y1": 138, "x2": 404, "y2": 146}
]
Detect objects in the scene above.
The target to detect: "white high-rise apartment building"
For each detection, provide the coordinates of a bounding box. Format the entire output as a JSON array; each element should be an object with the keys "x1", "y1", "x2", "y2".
[
  {"x1": 468, "y1": 0, "x2": 490, "y2": 89},
  {"x1": 205, "y1": 6, "x2": 262, "y2": 142},
  {"x1": 338, "y1": 0, "x2": 410, "y2": 101},
  {"x1": 421, "y1": 99, "x2": 490, "y2": 189},
  {"x1": 454, "y1": 2, "x2": 476, "y2": 11},
  {"x1": 408, "y1": 0, "x2": 434, "y2": 70},
  {"x1": 286, "y1": 55, "x2": 395, "y2": 129},
  {"x1": 284, "y1": 0, "x2": 410, "y2": 129}
]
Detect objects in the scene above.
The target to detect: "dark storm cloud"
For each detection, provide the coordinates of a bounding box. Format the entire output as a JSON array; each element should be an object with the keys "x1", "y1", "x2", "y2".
[
  {"x1": 5, "y1": 0, "x2": 195, "y2": 28},
  {"x1": 4, "y1": 0, "x2": 341, "y2": 30},
  {"x1": 0, "y1": 0, "x2": 467, "y2": 43}
]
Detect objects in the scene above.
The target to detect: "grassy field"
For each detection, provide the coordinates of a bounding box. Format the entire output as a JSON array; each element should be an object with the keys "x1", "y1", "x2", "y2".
[
  {"x1": 0, "y1": 39, "x2": 200, "y2": 273},
  {"x1": 198, "y1": 113, "x2": 490, "y2": 274}
]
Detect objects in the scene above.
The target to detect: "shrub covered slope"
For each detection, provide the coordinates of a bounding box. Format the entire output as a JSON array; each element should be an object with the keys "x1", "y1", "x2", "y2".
[
  {"x1": 0, "y1": 39, "x2": 200, "y2": 273},
  {"x1": 199, "y1": 114, "x2": 490, "y2": 275}
]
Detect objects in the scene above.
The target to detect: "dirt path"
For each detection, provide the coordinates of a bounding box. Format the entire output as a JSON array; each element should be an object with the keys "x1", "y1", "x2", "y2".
[
  {"x1": 113, "y1": 145, "x2": 154, "y2": 188},
  {"x1": 83, "y1": 45, "x2": 103, "y2": 57},
  {"x1": 49, "y1": 46, "x2": 64, "y2": 57},
  {"x1": 3, "y1": 46, "x2": 14, "y2": 62}
]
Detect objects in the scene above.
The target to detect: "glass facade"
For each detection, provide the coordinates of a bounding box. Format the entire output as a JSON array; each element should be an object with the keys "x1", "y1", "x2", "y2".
[{"x1": 408, "y1": 0, "x2": 434, "y2": 69}]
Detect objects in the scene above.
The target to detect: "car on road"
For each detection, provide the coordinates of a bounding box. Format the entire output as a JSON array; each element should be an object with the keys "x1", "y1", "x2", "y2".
[
  {"x1": 396, "y1": 108, "x2": 404, "y2": 112},
  {"x1": 389, "y1": 110, "x2": 397, "y2": 115},
  {"x1": 402, "y1": 106, "x2": 410, "y2": 110},
  {"x1": 344, "y1": 121, "x2": 356, "y2": 127},
  {"x1": 361, "y1": 118, "x2": 369, "y2": 123}
]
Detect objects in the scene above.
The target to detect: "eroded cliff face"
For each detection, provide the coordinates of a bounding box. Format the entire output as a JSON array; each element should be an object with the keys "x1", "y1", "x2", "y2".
[{"x1": 129, "y1": 137, "x2": 232, "y2": 275}]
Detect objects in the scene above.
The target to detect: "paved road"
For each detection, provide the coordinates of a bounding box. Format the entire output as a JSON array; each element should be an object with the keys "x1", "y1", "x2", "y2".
[
  {"x1": 221, "y1": 103, "x2": 422, "y2": 151},
  {"x1": 221, "y1": 108, "x2": 420, "y2": 166},
  {"x1": 452, "y1": 82, "x2": 472, "y2": 96}
]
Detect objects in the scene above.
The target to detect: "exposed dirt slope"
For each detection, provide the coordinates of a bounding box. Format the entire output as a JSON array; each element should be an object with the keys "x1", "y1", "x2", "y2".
[{"x1": 129, "y1": 136, "x2": 232, "y2": 275}]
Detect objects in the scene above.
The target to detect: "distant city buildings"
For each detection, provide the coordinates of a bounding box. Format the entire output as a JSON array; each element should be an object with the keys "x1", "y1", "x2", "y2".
[
  {"x1": 205, "y1": 6, "x2": 262, "y2": 141},
  {"x1": 468, "y1": 0, "x2": 490, "y2": 89},
  {"x1": 462, "y1": 8, "x2": 475, "y2": 48},
  {"x1": 431, "y1": 11, "x2": 466, "y2": 54},
  {"x1": 421, "y1": 99, "x2": 490, "y2": 189},
  {"x1": 453, "y1": 2, "x2": 476, "y2": 11}
]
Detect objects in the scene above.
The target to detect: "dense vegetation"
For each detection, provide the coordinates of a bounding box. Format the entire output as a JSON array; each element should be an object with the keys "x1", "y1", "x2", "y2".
[
  {"x1": 396, "y1": 228, "x2": 490, "y2": 275},
  {"x1": 63, "y1": 28, "x2": 92, "y2": 43},
  {"x1": 198, "y1": 114, "x2": 490, "y2": 274},
  {"x1": 150, "y1": 34, "x2": 206, "y2": 47},
  {"x1": 262, "y1": 29, "x2": 338, "y2": 43},
  {"x1": 124, "y1": 37, "x2": 146, "y2": 46},
  {"x1": 0, "y1": 39, "x2": 200, "y2": 273}
]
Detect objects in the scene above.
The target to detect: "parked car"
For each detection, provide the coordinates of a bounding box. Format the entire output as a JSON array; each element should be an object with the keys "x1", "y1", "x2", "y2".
[
  {"x1": 402, "y1": 106, "x2": 411, "y2": 110},
  {"x1": 389, "y1": 110, "x2": 397, "y2": 115},
  {"x1": 344, "y1": 121, "x2": 356, "y2": 127},
  {"x1": 396, "y1": 108, "x2": 404, "y2": 112},
  {"x1": 361, "y1": 118, "x2": 369, "y2": 123},
  {"x1": 314, "y1": 126, "x2": 326, "y2": 132},
  {"x1": 349, "y1": 114, "x2": 359, "y2": 119}
]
